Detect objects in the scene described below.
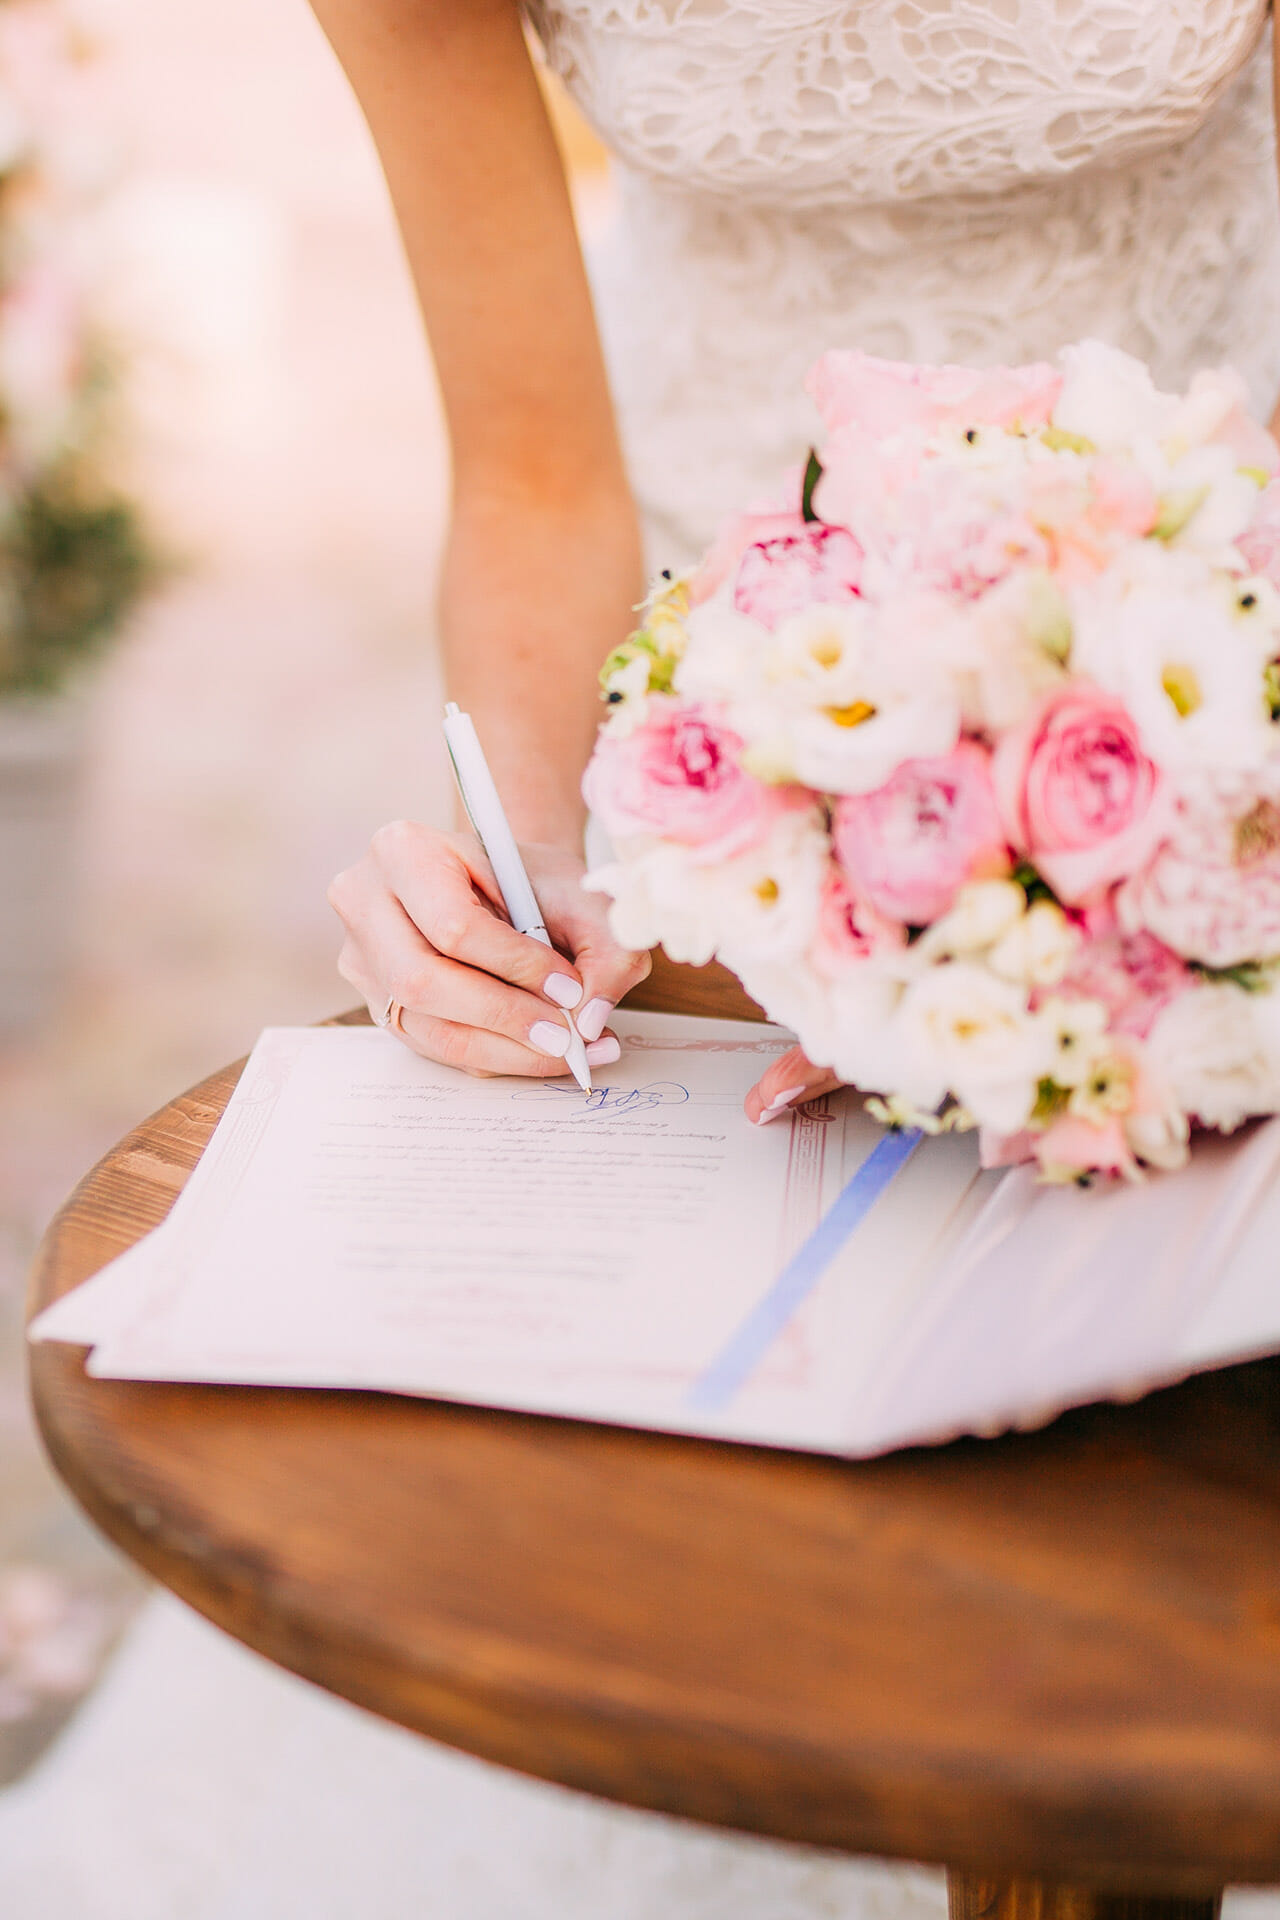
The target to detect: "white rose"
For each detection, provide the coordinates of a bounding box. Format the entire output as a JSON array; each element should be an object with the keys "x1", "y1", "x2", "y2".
[
  {"x1": 988, "y1": 901, "x2": 1080, "y2": 988},
  {"x1": 1144, "y1": 984, "x2": 1280, "y2": 1133},
  {"x1": 892, "y1": 961, "x2": 1053, "y2": 1132},
  {"x1": 916, "y1": 880, "x2": 1027, "y2": 961},
  {"x1": 1124, "y1": 1103, "x2": 1191, "y2": 1172}
]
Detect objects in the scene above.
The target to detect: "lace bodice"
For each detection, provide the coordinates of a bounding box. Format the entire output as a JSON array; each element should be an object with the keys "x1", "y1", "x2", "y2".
[{"x1": 527, "y1": 0, "x2": 1280, "y2": 570}]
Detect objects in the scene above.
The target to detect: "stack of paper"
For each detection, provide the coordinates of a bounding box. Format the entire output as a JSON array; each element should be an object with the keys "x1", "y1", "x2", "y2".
[{"x1": 30, "y1": 1010, "x2": 1280, "y2": 1457}]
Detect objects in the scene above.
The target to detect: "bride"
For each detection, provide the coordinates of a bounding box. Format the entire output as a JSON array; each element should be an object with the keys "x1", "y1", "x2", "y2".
[
  {"x1": 321, "y1": 0, "x2": 1280, "y2": 1128},
  {"x1": 5, "y1": 8, "x2": 1277, "y2": 1918}
]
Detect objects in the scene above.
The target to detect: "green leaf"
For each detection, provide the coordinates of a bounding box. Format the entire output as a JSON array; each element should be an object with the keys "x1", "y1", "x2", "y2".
[
  {"x1": 1011, "y1": 861, "x2": 1058, "y2": 907},
  {"x1": 801, "y1": 449, "x2": 823, "y2": 525}
]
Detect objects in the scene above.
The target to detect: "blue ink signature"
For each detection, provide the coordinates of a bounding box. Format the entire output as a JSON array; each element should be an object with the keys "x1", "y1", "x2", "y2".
[{"x1": 513, "y1": 1080, "x2": 690, "y2": 1117}]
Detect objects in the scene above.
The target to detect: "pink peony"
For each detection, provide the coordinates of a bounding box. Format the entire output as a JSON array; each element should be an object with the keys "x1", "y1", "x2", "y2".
[
  {"x1": 994, "y1": 686, "x2": 1170, "y2": 905},
  {"x1": 811, "y1": 867, "x2": 905, "y2": 978},
  {"x1": 689, "y1": 509, "x2": 804, "y2": 606},
  {"x1": 732, "y1": 522, "x2": 863, "y2": 630},
  {"x1": 1118, "y1": 771, "x2": 1280, "y2": 967},
  {"x1": 807, "y1": 349, "x2": 1062, "y2": 438},
  {"x1": 1054, "y1": 930, "x2": 1191, "y2": 1038},
  {"x1": 831, "y1": 741, "x2": 1010, "y2": 926},
  {"x1": 582, "y1": 700, "x2": 786, "y2": 860}
]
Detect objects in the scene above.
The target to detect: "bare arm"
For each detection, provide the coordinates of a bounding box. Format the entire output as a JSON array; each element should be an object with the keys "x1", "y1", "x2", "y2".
[
  {"x1": 310, "y1": 0, "x2": 643, "y2": 844},
  {"x1": 317, "y1": 0, "x2": 651, "y2": 1077}
]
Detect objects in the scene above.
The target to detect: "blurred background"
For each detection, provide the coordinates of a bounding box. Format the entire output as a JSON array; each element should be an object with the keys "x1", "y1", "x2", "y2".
[{"x1": 0, "y1": 0, "x2": 609, "y2": 1784}]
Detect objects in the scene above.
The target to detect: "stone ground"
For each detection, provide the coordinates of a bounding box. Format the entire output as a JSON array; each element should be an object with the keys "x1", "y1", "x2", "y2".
[{"x1": 0, "y1": 0, "x2": 607, "y2": 1785}]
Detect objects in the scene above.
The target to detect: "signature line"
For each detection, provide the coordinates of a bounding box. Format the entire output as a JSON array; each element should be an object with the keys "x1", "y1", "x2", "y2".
[{"x1": 686, "y1": 1128, "x2": 924, "y2": 1415}]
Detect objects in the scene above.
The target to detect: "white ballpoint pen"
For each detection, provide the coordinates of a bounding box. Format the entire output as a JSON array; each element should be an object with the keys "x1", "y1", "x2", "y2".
[{"x1": 442, "y1": 702, "x2": 592, "y2": 1093}]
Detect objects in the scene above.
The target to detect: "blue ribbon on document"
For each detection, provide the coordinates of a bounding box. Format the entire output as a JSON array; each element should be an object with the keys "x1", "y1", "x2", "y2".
[{"x1": 687, "y1": 1126, "x2": 924, "y2": 1415}]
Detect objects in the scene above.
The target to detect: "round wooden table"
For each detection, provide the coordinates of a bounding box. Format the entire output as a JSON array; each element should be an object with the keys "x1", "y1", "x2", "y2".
[{"x1": 26, "y1": 957, "x2": 1280, "y2": 1920}]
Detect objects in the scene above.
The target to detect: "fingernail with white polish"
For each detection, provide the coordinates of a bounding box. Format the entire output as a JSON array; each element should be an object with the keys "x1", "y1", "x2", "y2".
[
  {"x1": 755, "y1": 1084, "x2": 807, "y2": 1126},
  {"x1": 585, "y1": 1035, "x2": 621, "y2": 1067},
  {"x1": 530, "y1": 1020, "x2": 571, "y2": 1058},
  {"x1": 577, "y1": 997, "x2": 614, "y2": 1043},
  {"x1": 544, "y1": 973, "x2": 583, "y2": 1011}
]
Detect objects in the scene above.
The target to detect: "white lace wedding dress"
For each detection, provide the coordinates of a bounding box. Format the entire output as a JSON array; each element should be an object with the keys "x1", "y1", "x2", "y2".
[
  {"x1": 530, "y1": 0, "x2": 1280, "y2": 571},
  {"x1": 4, "y1": 6, "x2": 1280, "y2": 1916}
]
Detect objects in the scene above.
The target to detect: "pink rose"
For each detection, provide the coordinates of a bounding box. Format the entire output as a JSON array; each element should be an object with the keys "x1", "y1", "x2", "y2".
[
  {"x1": 583, "y1": 700, "x2": 785, "y2": 860},
  {"x1": 1054, "y1": 931, "x2": 1191, "y2": 1039},
  {"x1": 732, "y1": 522, "x2": 864, "y2": 630},
  {"x1": 1118, "y1": 771, "x2": 1280, "y2": 967},
  {"x1": 831, "y1": 741, "x2": 1009, "y2": 926},
  {"x1": 994, "y1": 686, "x2": 1169, "y2": 905},
  {"x1": 811, "y1": 868, "x2": 905, "y2": 978},
  {"x1": 806, "y1": 349, "x2": 1062, "y2": 437}
]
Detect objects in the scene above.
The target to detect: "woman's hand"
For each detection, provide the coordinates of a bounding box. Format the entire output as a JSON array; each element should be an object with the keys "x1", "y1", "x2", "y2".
[
  {"x1": 328, "y1": 821, "x2": 651, "y2": 1077},
  {"x1": 745, "y1": 1045, "x2": 844, "y2": 1126}
]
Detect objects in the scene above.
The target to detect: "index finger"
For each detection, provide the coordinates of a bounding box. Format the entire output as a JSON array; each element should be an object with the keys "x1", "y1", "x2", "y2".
[{"x1": 371, "y1": 822, "x2": 583, "y2": 1008}]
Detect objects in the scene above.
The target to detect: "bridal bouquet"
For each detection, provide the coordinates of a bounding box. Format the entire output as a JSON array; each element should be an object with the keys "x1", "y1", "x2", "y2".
[{"x1": 583, "y1": 341, "x2": 1280, "y2": 1182}]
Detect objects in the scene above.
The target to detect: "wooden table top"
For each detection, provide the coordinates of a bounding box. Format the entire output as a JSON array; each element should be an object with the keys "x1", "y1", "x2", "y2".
[{"x1": 25, "y1": 956, "x2": 1280, "y2": 1895}]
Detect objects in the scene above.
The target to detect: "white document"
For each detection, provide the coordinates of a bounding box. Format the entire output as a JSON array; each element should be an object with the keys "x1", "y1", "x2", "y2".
[{"x1": 30, "y1": 1011, "x2": 1280, "y2": 1457}]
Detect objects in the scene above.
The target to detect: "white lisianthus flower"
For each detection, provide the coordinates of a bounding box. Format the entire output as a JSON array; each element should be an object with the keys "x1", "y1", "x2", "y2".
[
  {"x1": 988, "y1": 900, "x2": 1080, "y2": 987},
  {"x1": 891, "y1": 961, "x2": 1054, "y2": 1132},
  {"x1": 1052, "y1": 340, "x2": 1179, "y2": 454},
  {"x1": 1153, "y1": 445, "x2": 1260, "y2": 565},
  {"x1": 1144, "y1": 984, "x2": 1280, "y2": 1132},
  {"x1": 964, "y1": 570, "x2": 1071, "y2": 732},
  {"x1": 673, "y1": 602, "x2": 771, "y2": 717},
  {"x1": 1072, "y1": 558, "x2": 1274, "y2": 773},
  {"x1": 733, "y1": 952, "x2": 906, "y2": 1088},
  {"x1": 730, "y1": 600, "x2": 962, "y2": 795},
  {"x1": 766, "y1": 602, "x2": 874, "y2": 706},
  {"x1": 709, "y1": 810, "x2": 829, "y2": 965},
  {"x1": 781, "y1": 691, "x2": 962, "y2": 796},
  {"x1": 821, "y1": 963, "x2": 910, "y2": 1090},
  {"x1": 583, "y1": 845, "x2": 724, "y2": 967}
]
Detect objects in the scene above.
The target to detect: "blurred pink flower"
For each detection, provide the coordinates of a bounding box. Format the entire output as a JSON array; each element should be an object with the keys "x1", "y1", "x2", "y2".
[
  {"x1": 811, "y1": 867, "x2": 905, "y2": 977},
  {"x1": 832, "y1": 741, "x2": 1009, "y2": 925},
  {"x1": 582, "y1": 700, "x2": 787, "y2": 860},
  {"x1": 807, "y1": 349, "x2": 1061, "y2": 437},
  {"x1": 1118, "y1": 772, "x2": 1280, "y2": 966},
  {"x1": 689, "y1": 509, "x2": 802, "y2": 606},
  {"x1": 0, "y1": 263, "x2": 81, "y2": 463},
  {"x1": 1237, "y1": 481, "x2": 1280, "y2": 586},
  {"x1": 1033, "y1": 1113, "x2": 1136, "y2": 1180},
  {"x1": 995, "y1": 685, "x2": 1169, "y2": 904},
  {"x1": 732, "y1": 522, "x2": 863, "y2": 630},
  {"x1": 1053, "y1": 929, "x2": 1191, "y2": 1037}
]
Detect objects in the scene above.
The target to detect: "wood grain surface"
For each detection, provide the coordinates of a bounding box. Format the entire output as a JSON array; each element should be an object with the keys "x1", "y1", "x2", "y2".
[{"x1": 25, "y1": 956, "x2": 1280, "y2": 1892}]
